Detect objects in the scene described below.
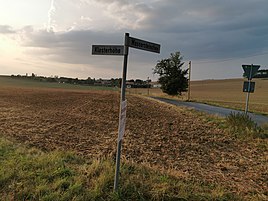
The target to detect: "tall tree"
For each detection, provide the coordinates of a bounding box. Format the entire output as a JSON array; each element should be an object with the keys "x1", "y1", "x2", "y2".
[{"x1": 153, "y1": 52, "x2": 188, "y2": 95}]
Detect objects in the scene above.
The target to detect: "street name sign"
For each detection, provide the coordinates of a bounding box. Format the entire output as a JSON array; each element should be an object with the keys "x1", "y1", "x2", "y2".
[
  {"x1": 92, "y1": 45, "x2": 124, "y2": 56},
  {"x1": 127, "y1": 36, "x2": 160, "y2": 53},
  {"x1": 243, "y1": 81, "x2": 255, "y2": 93},
  {"x1": 242, "y1": 64, "x2": 260, "y2": 80}
]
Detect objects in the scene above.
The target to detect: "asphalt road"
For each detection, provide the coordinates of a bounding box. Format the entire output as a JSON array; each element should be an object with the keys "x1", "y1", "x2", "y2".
[{"x1": 153, "y1": 97, "x2": 268, "y2": 126}]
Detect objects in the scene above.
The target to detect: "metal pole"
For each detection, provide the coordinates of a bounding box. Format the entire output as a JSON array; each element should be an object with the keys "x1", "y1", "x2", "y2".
[
  {"x1": 147, "y1": 77, "x2": 150, "y2": 96},
  {"x1": 245, "y1": 82, "x2": 250, "y2": 114},
  {"x1": 245, "y1": 64, "x2": 253, "y2": 114},
  {"x1": 114, "y1": 33, "x2": 129, "y2": 191},
  {"x1": 187, "y1": 61, "x2": 191, "y2": 101}
]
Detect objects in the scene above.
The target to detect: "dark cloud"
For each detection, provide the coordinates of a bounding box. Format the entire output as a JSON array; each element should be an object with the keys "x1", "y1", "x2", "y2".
[
  {"x1": 20, "y1": 0, "x2": 268, "y2": 62},
  {"x1": 19, "y1": 28, "x2": 126, "y2": 78},
  {"x1": 21, "y1": 29, "x2": 124, "y2": 62},
  {"x1": 138, "y1": 0, "x2": 268, "y2": 60}
]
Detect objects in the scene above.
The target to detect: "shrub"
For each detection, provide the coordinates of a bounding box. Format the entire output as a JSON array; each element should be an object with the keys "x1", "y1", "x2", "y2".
[{"x1": 226, "y1": 112, "x2": 259, "y2": 138}]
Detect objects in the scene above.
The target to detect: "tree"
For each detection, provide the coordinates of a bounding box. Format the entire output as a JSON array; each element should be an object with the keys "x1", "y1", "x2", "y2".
[
  {"x1": 253, "y1": 69, "x2": 268, "y2": 78},
  {"x1": 153, "y1": 52, "x2": 188, "y2": 95}
]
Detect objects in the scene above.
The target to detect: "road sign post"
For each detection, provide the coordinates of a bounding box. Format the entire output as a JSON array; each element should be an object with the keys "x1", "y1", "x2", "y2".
[
  {"x1": 245, "y1": 66, "x2": 252, "y2": 114},
  {"x1": 113, "y1": 33, "x2": 160, "y2": 191},
  {"x1": 114, "y1": 33, "x2": 129, "y2": 192},
  {"x1": 187, "y1": 61, "x2": 191, "y2": 101},
  {"x1": 92, "y1": 33, "x2": 160, "y2": 192},
  {"x1": 242, "y1": 64, "x2": 260, "y2": 114}
]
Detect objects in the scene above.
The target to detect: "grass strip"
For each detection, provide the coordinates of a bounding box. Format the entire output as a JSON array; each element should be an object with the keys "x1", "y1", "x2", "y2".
[{"x1": 0, "y1": 137, "x2": 244, "y2": 201}]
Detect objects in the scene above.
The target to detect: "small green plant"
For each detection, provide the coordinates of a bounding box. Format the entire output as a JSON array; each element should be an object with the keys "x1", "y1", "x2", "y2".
[{"x1": 226, "y1": 112, "x2": 260, "y2": 138}]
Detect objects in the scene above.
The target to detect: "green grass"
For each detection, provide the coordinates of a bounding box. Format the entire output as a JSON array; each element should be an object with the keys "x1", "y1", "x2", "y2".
[
  {"x1": 226, "y1": 112, "x2": 268, "y2": 139},
  {"x1": 0, "y1": 76, "x2": 118, "y2": 91},
  {"x1": 0, "y1": 136, "x2": 243, "y2": 201},
  {"x1": 175, "y1": 106, "x2": 268, "y2": 140}
]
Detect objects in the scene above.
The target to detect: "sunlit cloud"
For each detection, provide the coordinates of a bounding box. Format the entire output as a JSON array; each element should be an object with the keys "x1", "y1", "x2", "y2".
[
  {"x1": 0, "y1": 25, "x2": 16, "y2": 34},
  {"x1": 47, "y1": 0, "x2": 56, "y2": 32}
]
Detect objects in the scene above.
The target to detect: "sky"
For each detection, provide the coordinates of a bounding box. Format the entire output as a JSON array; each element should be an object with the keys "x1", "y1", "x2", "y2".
[{"x1": 0, "y1": 0, "x2": 268, "y2": 80}]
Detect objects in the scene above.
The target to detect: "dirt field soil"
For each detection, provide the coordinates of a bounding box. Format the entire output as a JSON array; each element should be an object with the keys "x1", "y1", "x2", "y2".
[{"x1": 0, "y1": 87, "x2": 267, "y2": 197}]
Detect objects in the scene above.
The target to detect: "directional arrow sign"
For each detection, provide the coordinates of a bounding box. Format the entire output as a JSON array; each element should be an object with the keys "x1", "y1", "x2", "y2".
[
  {"x1": 242, "y1": 64, "x2": 260, "y2": 80},
  {"x1": 92, "y1": 45, "x2": 124, "y2": 56},
  {"x1": 127, "y1": 36, "x2": 160, "y2": 53}
]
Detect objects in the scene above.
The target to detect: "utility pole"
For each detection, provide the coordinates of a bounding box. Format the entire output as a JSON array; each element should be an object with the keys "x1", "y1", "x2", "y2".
[{"x1": 187, "y1": 61, "x2": 191, "y2": 101}]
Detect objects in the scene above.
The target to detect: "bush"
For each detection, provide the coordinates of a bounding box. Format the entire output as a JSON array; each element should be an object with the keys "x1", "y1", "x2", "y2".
[{"x1": 226, "y1": 112, "x2": 260, "y2": 138}]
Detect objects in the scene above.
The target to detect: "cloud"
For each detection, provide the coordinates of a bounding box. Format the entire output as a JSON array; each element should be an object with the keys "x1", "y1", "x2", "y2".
[
  {"x1": 140, "y1": 0, "x2": 268, "y2": 60},
  {"x1": 80, "y1": 16, "x2": 92, "y2": 22},
  {"x1": 0, "y1": 25, "x2": 16, "y2": 34},
  {"x1": 98, "y1": 1, "x2": 151, "y2": 30},
  {"x1": 2, "y1": 0, "x2": 268, "y2": 80},
  {"x1": 18, "y1": 28, "x2": 125, "y2": 77},
  {"x1": 47, "y1": 0, "x2": 56, "y2": 32}
]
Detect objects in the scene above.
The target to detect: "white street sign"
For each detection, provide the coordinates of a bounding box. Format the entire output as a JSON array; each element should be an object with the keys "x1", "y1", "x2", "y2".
[
  {"x1": 92, "y1": 45, "x2": 124, "y2": 55},
  {"x1": 118, "y1": 100, "x2": 127, "y2": 141},
  {"x1": 127, "y1": 36, "x2": 160, "y2": 53}
]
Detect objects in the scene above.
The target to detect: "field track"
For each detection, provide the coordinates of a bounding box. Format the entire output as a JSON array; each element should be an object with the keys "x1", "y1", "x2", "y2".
[{"x1": 0, "y1": 85, "x2": 267, "y2": 196}]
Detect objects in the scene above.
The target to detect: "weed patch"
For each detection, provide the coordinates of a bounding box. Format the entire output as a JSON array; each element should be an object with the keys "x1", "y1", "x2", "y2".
[{"x1": 226, "y1": 112, "x2": 267, "y2": 139}]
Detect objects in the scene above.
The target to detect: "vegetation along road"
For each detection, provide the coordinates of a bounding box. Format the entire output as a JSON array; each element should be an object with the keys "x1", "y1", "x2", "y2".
[{"x1": 153, "y1": 97, "x2": 268, "y2": 125}]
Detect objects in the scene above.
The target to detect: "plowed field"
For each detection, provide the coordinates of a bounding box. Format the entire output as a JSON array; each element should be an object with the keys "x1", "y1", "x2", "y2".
[{"x1": 0, "y1": 86, "x2": 267, "y2": 197}]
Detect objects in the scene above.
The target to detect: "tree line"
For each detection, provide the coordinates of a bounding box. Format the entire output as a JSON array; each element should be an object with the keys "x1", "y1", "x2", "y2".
[
  {"x1": 10, "y1": 51, "x2": 189, "y2": 94},
  {"x1": 10, "y1": 74, "x2": 151, "y2": 88},
  {"x1": 11, "y1": 51, "x2": 266, "y2": 96},
  {"x1": 247, "y1": 69, "x2": 268, "y2": 78}
]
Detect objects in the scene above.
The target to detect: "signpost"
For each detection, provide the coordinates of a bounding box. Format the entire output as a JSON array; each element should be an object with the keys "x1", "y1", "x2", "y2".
[
  {"x1": 187, "y1": 61, "x2": 191, "y2": 101},
  {"x1": 242, "y1": 64, "x2": 260, "y2": 114},
  {"x1": 92, "y1": 33, "x2": 160, "y2": 192}
]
